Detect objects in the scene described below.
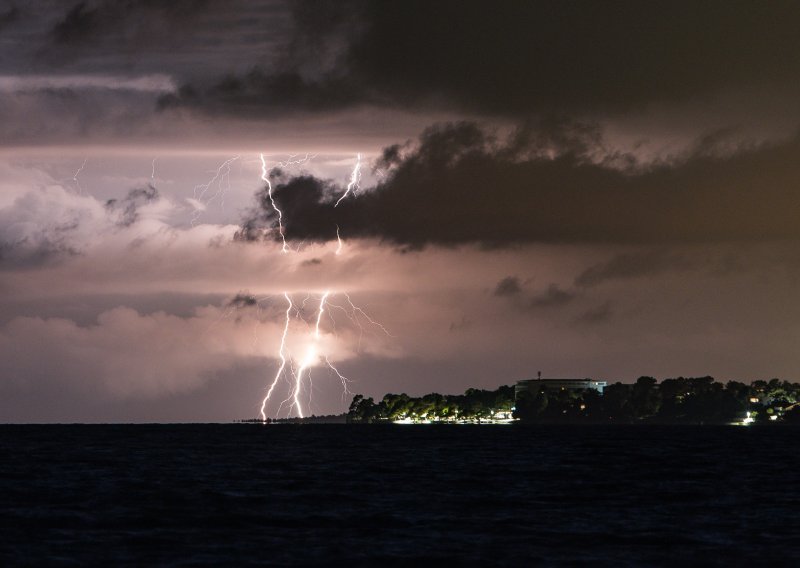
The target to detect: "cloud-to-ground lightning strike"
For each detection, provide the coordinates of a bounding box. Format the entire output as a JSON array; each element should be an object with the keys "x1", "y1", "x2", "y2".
[
  {"x1": 252, "y1": 152, "x2": 390, "y2": 421},
  {"x1": 255, "y1": 290, "x2": 360, "y2": 419},
  {"x1": 289, "y1": 291, "x2": 330, "y2": 418},
  {"x1": 260, "y1": 292, "x2": 292, "y2": 421},
  {"x1": 254, "y1": 289, "x2": 389, "y2": 419},
  {"x1": 334, "y1": 153, "x2": 362, "y2": 207}
]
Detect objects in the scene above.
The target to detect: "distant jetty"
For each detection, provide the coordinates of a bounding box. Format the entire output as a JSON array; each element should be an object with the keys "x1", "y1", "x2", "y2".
[{"x1": 236, "y1": 414, "x2": 347, "y2": 424}]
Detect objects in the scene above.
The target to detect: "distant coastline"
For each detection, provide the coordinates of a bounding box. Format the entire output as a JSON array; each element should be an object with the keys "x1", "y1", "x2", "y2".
[
  {"x1": 237, "y1": 414, "x2": 347, "y2": 424},
  {"x1": 342, "y1": 377, "x2": 800, "y2": 426},
  {"x1": 241, "y1": 377, "x2": 800, "y2": 426}
]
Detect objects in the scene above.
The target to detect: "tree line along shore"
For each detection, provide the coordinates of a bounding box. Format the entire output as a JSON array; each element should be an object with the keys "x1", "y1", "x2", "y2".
[{"x1": 344, "y1": 377, "x2": 800, "y2": 425}]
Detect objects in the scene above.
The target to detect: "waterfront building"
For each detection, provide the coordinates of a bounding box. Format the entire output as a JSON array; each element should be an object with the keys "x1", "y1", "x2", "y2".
[{"x1": 515, "y1": 377, "x2": 608, "y2": 399}]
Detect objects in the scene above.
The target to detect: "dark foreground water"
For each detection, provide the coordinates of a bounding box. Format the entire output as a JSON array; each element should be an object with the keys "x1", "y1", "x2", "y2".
[{"x1": 1, "y1": 424, "x2": 799, "y2": 566}]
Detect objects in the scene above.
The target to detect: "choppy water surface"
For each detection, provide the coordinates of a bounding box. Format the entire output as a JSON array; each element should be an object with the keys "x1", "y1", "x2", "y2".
[{"x1": 1, "y1": 424, "x2": 798, "y2": 565}]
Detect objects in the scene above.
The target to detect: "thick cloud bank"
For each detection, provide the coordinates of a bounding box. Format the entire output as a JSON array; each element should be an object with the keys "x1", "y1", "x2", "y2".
[
  {"x1": 165, "y1": 1, "x2": 800, "y2": 117},
  {"x1": 239, "y1": 121, "x2": 800, "y2": 247}
]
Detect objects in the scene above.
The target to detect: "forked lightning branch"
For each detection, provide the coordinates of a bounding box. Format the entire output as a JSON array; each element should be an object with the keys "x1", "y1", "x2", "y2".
[{"x1": 251, "y1": 153, "x2": 387, "y2": 420}]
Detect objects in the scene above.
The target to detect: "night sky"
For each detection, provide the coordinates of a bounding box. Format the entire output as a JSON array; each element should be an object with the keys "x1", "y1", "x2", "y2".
[{"x1": 3, "y1": 1, "x2": 800, "y2": 422}]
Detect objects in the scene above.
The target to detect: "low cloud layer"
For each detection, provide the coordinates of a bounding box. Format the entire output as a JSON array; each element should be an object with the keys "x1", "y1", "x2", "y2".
[
  {"x1": 0, "y1": 291, "x2": 394, "y2": 406},
  {"x1": 0, "y1": 163, "x2": 176, "y2": 269},
  {"x1": 0, "y1": 306, "x2": 256, "y2": 399},
  {"x1": 0, "y1": 74, "x2": 176, "y2": 93}
]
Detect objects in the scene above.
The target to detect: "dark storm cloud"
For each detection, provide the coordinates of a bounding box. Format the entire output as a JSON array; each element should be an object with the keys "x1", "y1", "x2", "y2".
[
  {"x1": 0, "y1": 234, "x2": 79, "y2": 270},
  {"x1": 0, "y1": 86, "x2": 176, "y2": 146},
  {"x1": 494, "y1": 276, "x2": 522, "y2": 297},
  {"x1": 157, "y1": 70, "x2": 361, "y2": 116},
  {"x1": 342, "y1": 0, "x2": 800, "y2": 114},
  {"x1": 575, "y1": 250, "x2": 693, "y2": 288},
  {"x1": 574, "y1": 302, "x2": 614, "y2": 325},
  {"x1": 227, "y1": 293, "x2": 258, "y2": 308},
  {"x1": 164, "y1": 0, "x2": 800, "y2": 117},
  {"x1": 493, "y1": 278, "x2": 577, "y2": 313},
  {"x1": 50, "y1": 0, "x2": 209, "y2": 46},
  {"x1": 238, "y1": 120, "x2": 800, "y2": 247},
  {"x1": 0, "y1": 3, "x2": 18, "y2": 31},
  {"x1": 105, "y1": 183, "x2": 159, "y2": 227},
  {"x1": 51, "y1": 2, "x2": 100, "y2": 44},
  {"x1": 21, "y1": 0, "x2": 287, "y2": 80},
  {"x1": 529, "y1": 285, "x2": 576, "y2": 309}
]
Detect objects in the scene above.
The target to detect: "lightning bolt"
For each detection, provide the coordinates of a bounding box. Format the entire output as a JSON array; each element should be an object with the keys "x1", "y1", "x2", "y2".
[
  {"x1": 335, "y1": 225, "x2": 343, "y2": 255},
  {"x1": 260, "y1": 152, "x2": 289, "y2": 254},
  {"x1": 343, "y1": 291, "x2": 393, "y2": 338},
  {"x1": 288, "y1": 291, "x2": 330, "y2": 418},
  {"x1": 258, "y1": 291, "x2": 352, "y2": 420},
  {"x1": 260, "y1": 292, "x2": 292, "y2": 421},
  {"x1": 324, "y1": 356, "x2": 352, "y2": 400},
  {"x1": 72, "y1": 158, "x2": 87, "y2": 195},
  {"x1": 252, "y1": 152, "x2": 391, "y2": 421},
  {"x1": 334, "y1": 153, "x2": 362, "y2": 207},
  {"x1": 276, "y1": 152, "x2": 317, "y2": 169},
  {"x1": 252, "y1": 290, "x2": 390, "y2": 421},
  {"x1": 190, "y1": 155, "x2": 239, "y2": 225},
  {"x1": 323, "y1": 295, "x2": 391, "y2": 362}
]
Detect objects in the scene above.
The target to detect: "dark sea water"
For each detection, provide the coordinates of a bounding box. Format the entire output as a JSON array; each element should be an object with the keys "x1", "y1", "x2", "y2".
[{"x1": 1, "y1": 424, "x2": 799, "y2": 566}]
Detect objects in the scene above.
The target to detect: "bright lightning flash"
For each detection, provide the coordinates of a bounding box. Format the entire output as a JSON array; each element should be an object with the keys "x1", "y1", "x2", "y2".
[
  {"x1": 250, "y1": 151, "x2": 389, "y2": 421},
  {"x1": 334, "y1": 153, "x2": 362, "y2": 207},
  {"x1": 260, "y1": 152, "x2": 289, "y2": 254},
  {"x1": 289, "y1": 291, "x2": 329, "y2": 418},
  {"x1": 257, "y1": 290, "x2": 371, "y2": 420},
  {"x1": 260, "y1": 292, "x2": 292, "y2": 421}
]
